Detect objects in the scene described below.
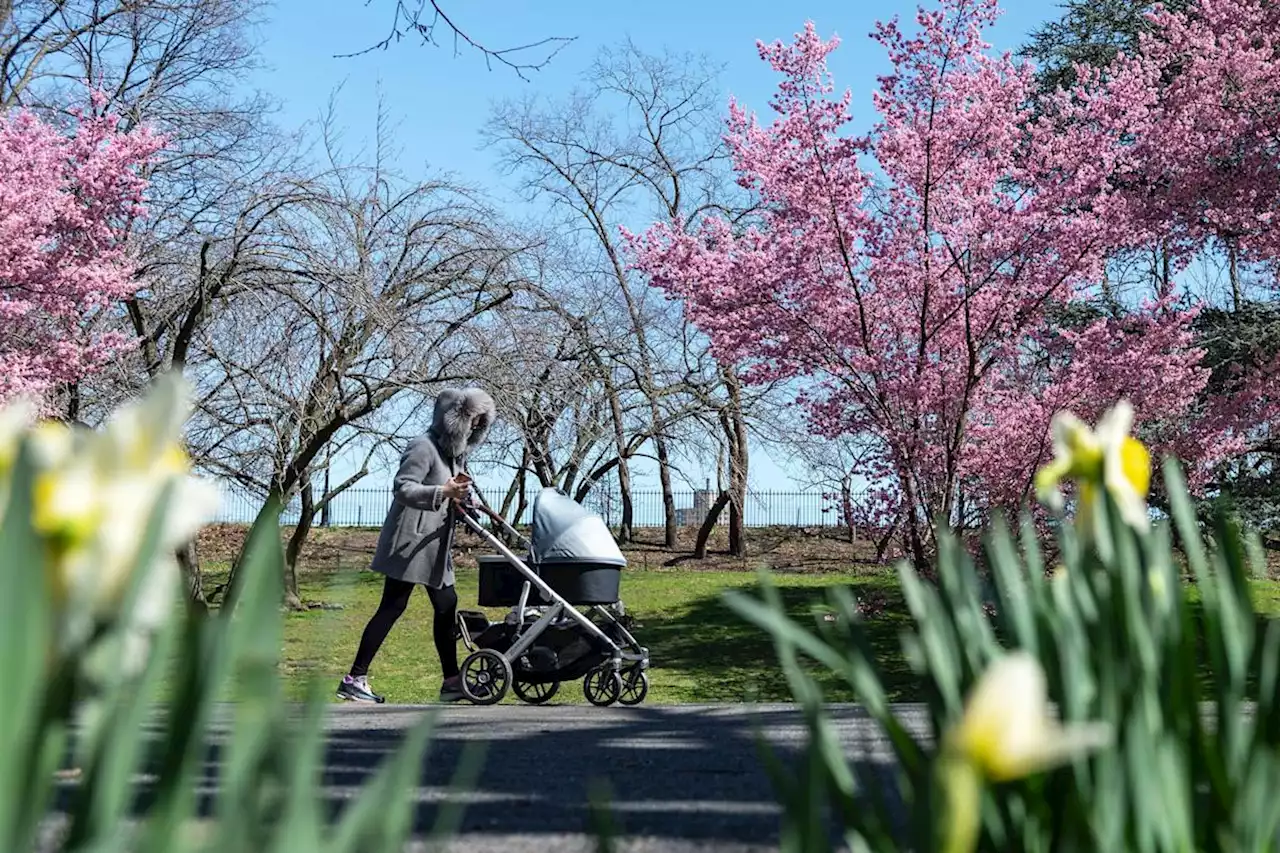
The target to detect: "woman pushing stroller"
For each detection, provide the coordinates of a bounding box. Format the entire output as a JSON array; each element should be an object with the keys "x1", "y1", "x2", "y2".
[{"x1": 337, "y1": 387, "x2": 495, "y2": 704}]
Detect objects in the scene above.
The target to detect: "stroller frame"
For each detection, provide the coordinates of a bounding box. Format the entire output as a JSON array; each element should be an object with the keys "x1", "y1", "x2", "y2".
[{"x1": 454, "y1": 498, "x2": 649, "y2": 705}]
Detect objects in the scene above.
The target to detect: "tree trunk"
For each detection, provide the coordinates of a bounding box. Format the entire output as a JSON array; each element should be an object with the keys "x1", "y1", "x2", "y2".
[
  {"x1": 617, "y1": 459, "x2": 635, "y2": 544},
  {"x1": 1229, "y1": 240, "x2": 1242, "y2": 312},
  {"x1": 727, "y1": 436, "x2": 747, "y2": 558},
  {"x1": 841, "y1": 473, "x2": 856, "y2": 544},
  {"x1": 63, "y1": 380, "x2": 82, "y2": 424},
  {"x1": 603, "y1": 377, "x2": 634, "y2": 543},
  {"x1": 720, "y1": 369, "x2": 749, "y2": 559},
  {"x1": 496, "y1": 448, "x2": 522, "y2": 514},
  {"x1": 320, "y1": 456, "x2": 332, "y2": 528},
  {"x1": 510, "y1": 462, "x2": 530, "y2": 542},
  {"x1": 282, "y1": 480, "x2": 314, "y2": 611},
  {"x1": 899, "y1": 467, "x2": 929, "y2": 572},
  {"x1": 874, "y1": 518, "x2": 900, "y2": 563},
  {"x1": 693, "y1": 491, "x2": 731, "y2": 559},
  {"x1": 728, "y1": 496, "x2": 744, "y2": 558},
  {"x1": 656, "y1": 431, "x2": 678, "y2": 549},
  {"x1": 176, "y1": 540, "x2": 206, "y2": 609},
  {"x1": 1153, "y1": 240, "x2": 1172, "y2": 298}
]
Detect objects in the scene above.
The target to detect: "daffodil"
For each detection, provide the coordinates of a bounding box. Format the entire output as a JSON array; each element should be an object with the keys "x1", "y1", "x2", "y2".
[
  {"x1": 939, "y1": 652, "x2": 1112, "y2": 853},
  {"x1": 33, "y1": 454, "x2": 100, "y2": 555},
  {"x1": 1034, "y1": 400, "x2": 1152, "y2": 532},
  {"x1": 948, "y1": 651, "x2": 1112, "y2": 781},
  {"x1": 0, "y1": 397, "x2": 33, "y2": 468},
  {"x1": 5, "y1": 374, "x2": 220, "y2": 663}
]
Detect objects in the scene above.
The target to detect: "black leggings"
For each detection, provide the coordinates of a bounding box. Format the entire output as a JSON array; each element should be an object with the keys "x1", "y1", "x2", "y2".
[{"x1": 349, "y1": 576, "x2": 458, "y2": 679}]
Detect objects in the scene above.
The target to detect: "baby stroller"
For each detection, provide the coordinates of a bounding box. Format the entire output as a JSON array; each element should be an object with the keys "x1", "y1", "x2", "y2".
[{"x1": 453, "y1": 487, "x2": 650, "y2": 707}]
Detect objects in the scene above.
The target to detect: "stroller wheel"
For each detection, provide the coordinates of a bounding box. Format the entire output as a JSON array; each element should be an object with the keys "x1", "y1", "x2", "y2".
[
  {"x1": 583, "y1": 665, "x2": 622, "y2": 707},
  {"x1": 513, "y1": 680, "x2": 560, "y2": 704},
  {"x1": 460, "y1": 649, "x2": 511, "y2": 705},
  {"x1": 618, "y1": 668, "x2": 649, "y2": 706}
]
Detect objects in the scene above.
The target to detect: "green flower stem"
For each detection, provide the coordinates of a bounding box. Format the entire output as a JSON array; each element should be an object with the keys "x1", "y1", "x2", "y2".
[{"x1": 938, "y1": 750, "x2": 983, "y2": 853}]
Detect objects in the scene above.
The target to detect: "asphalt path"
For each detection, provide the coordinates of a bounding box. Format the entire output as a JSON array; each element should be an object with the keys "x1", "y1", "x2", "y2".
[
  {"x1": 320, "y1": 702, "x2": 932, "y2": 852},
  {"x1": 44, "y1": 703, "x2": 935, "y2": 852}
]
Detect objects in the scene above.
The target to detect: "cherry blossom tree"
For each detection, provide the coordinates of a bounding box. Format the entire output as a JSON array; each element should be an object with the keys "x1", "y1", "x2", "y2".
[
  {"x1": 1095, "y1": 0, "x2": 1279, "y2": 275},
  {"x1": 0, "y1": 99, "x2": 163, "y2": 408},
  {"x1": 626, "y1": 0, "x2": 1210, "y2": 566},
  {"x1": 1059, "y1": 0, "x2": 1280, "y2": 514}
]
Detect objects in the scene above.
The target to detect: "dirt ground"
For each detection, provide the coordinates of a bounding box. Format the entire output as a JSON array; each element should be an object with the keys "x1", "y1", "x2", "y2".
[
  {"x1": 196, "y1": 519, "x2": 1280, "y2": 580},
  {"x1": 195, "y1": 522, "x2": 884, "y2": 576}
]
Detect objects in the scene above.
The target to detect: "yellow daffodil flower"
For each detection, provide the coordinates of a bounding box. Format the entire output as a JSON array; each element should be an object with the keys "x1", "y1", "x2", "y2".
[
  {"x1": 940, "y1": 652, "x2": 1112, "y2": 853},
  {"x1": 2, "y1": 374, "x2": 220, "y2": 663},
  {"x1": 949, "y1": 651, "x2": 1112, "y2": 781},
  {"x1": 59, "y1": 377, "x2": 218, "y2": 621},
  {"x1": 1034, "y1": 400, "x2": 1152, "y2": 532}
]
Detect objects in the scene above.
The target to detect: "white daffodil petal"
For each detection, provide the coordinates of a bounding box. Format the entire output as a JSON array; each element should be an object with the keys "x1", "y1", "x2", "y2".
[
  {"x1": 0, "y1": 398, "x2": 35, "y2": 464},
  {"x1": 1094, "y1": 400, "x2": 1133, "y2": 447},
  {"x1": 132, "y1": 554, "x2": 179, "y2": 621},
  {"x1": 97, "y1": 475, "x2": 170, "y2": 591},
  {"x1": 1007, "y1": 722, "x2": 1114, "y2": 779},
  {"x1": 28, "y1": 421, "x2": 76, "y2": 468},
  {"x1": 1035, "y1": 400, "x2": 1152, "y2": 535},
  {"x1": 96, "y1": 383, "x2": 163, "y2": 470},
  {"x1": 13, "y1": 373, "x2": 210, "y2": 678},
  {"x1": 103, "y1": 374, "x2": 192, "y2": 468},
  {"x1": 34, "y1": 462, "x2": 98, "y2": 521},
  {"x1": 163, "y1": 476, "x2": 222, "y2": 547},
  {"x1": 1034, "y1": 458, "x2": 1070, "y2": 509},
  {"x1": 951, "y1": 652, "x2": 1112, "y2": 783},
  {"x1": 1049, "y1": 412, "x2": 1089, "y2": 457}
]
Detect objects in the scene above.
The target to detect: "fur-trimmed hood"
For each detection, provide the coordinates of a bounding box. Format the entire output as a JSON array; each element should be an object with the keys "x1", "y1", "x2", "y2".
[{"x1": 429, "y1": 387, "x2": 495, "y2": 462}]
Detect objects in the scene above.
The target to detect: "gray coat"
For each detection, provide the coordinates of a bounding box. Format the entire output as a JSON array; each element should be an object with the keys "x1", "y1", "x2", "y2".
[{"x1": 370, "y1": 388, "x2": 495, "y2": 588}]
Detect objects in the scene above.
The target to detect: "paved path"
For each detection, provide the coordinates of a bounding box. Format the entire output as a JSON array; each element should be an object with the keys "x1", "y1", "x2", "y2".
[
  {"x1": 316, "y1": 703, "x2": 932, "y2": 852},
  {"x1": 44, "y1": 704, "x2": 932, "y2": 852}
]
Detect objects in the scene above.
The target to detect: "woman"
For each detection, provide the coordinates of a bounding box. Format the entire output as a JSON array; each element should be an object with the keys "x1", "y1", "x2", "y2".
[{"x1": 337, "y1": 387, "x2": 496, "y2": 703}]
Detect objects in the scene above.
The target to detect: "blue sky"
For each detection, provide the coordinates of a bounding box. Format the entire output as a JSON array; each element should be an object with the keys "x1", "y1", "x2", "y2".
[
  {"x1": 240, "y1": 1, "x2": 1062, "y2": 496},
  {"x1": 249, "y1": 0, "x2": 1054, "y2": 197}
]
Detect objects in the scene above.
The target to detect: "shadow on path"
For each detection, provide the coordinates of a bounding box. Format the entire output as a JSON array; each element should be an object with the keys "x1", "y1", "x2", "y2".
[{"x1": 55, "y1": 704, "x2": 921, "y2": 849}]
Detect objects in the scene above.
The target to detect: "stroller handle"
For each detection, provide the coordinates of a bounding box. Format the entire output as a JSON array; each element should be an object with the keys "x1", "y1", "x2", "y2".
[{"x1": 458, "y1": 490, "x2": 532, "y2": 550}]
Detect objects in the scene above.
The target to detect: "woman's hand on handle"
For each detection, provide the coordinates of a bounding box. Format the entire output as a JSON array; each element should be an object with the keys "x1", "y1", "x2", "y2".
[{"x1": 441, "y1": 476, "x2": 469, "y2": 503}]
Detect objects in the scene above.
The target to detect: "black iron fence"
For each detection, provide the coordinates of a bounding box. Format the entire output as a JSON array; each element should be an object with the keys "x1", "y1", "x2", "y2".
[{"x1": 211, "y1": 486, "x2": 866, "y2": 530}]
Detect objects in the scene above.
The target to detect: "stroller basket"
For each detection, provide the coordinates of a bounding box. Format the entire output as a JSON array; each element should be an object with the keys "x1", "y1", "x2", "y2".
[{"x1": 477, "y1": 555, "x2": 622, "y2": 607}]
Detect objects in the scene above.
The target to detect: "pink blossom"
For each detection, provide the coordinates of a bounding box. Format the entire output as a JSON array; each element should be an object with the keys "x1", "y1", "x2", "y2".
[
  {"x1": 1075, "y1": 0, "x2": 1280, "y2": 270},
  {"x1": 624, "y1": 0, "x2": 1231, "y2": 548},
  {"x1": 0, "y1": 101, "x2": 164, "y2": 408}
]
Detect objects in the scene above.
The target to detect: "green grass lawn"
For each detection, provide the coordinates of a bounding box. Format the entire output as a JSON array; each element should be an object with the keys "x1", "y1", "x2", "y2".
[
  {"x1": 194, "y1": 523, "x2": 1280, "y2": 705},
  {"x1": 272, "y1": 565, "x2": 915, "y2": 705},
  {"x1": 249, "y1": 562, "x2": 1280, "y2": 706}
]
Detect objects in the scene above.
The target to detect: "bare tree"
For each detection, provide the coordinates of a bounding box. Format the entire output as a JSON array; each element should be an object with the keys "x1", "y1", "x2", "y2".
[
  {"x1": 757, "y1": 404, "x2": 886, "y2": 546},
  {"x1": 471, "y1": 280, "x2": 663, "y2": 530},
  {"x1": 191, "y1": 119, "x2": 527, "y2": 607},
  {"x1": 462, "y1": 296, "x2": 616, "y2": 517},
  {"x1": 348, "y1": 0, "x2": 573, "y2": 79},
  {"x1": 485, "y1": 41, "x2": 743, "y2": 546},
  {"x1": 2, "y1": 0, "x2": 146, "y2": 106}
]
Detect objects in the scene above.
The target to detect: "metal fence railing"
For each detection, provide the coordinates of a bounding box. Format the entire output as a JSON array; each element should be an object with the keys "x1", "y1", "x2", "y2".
[{"x1": 211, "y1": 487, "x2": 865, "y2": 530}]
